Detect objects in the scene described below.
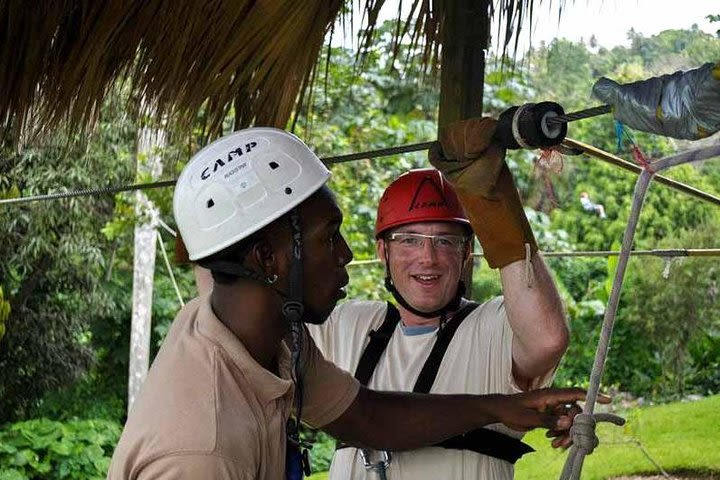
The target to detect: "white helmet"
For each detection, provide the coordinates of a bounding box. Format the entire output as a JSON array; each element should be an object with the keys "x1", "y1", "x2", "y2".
[{"x1": 173, "y1": 128, "x2": 331, "y2": 261}]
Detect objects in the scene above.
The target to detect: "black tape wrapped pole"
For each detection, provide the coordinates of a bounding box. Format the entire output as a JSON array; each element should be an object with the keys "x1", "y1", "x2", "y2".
[{"x1": 494, "y1": 102, "x2": 568, "y2": 149}]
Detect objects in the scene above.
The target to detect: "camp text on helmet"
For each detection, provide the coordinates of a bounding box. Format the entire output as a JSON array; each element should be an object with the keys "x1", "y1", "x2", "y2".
[{"x1": 200, "y1": 141, "x2": 259, "y2": 181}]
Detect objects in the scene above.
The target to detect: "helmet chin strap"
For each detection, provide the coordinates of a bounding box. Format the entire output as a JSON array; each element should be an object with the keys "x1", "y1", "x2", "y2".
[
  {"x1": 382, "y1": 248, "x2": 466, "y2": 320},
  {"x1": 282, "y1": 208, "x2": 309, "y2": 474}
]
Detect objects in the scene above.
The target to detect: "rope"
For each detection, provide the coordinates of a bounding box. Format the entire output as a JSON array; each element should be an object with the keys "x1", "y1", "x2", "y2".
[
  {"x1": 561, "y1": 413, "x2": 626, "y2": 480},
  {"x1": 155, "y1": 228, "x2": 185, "y2": 308},
  {"x1": 569, "y1": 414, "x2": 599, "y2": 455},
  {"x1": 628, "y1": 438, "x2": 672, "y2": 479},
  {"x1": 156, "y1": 217, "x2": 177, "y2": 237},
  {"x1": 560, "y1": 168, "x2": 651, "y2": 480}
]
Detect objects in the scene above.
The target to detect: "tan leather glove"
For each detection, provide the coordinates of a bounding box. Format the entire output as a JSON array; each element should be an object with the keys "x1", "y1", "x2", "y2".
[{"x1": 429, "y1": 117, "x2": 537, "y2": 269}]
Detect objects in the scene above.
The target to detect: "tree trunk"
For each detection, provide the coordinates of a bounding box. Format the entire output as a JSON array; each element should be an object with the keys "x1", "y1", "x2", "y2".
[{"x1": 128, "y1": 126, "x2": 166, "y2": 411}]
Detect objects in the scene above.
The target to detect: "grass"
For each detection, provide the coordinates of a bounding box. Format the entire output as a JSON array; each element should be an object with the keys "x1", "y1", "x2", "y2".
[
  {"x1": 517, "y1": 394, "x2": 720, "y2": 479},
  {"x1": 308, "y1": 395, "x2": 720, "y2": 480},
  {"x1": 308, "y1": 471, "x2": 329, "y2": 480}
]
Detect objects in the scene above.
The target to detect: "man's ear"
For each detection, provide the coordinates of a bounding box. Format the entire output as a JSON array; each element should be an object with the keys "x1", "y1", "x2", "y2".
[
  {"x1": 463, "y1": 238, "x2": 474, "y2": 270},
  {"x1": 248, "y1": 239, "x2": 278, "y2": 277},
  {"x1": 376, "y1": 238, "x2": 387, "y2": 266}
]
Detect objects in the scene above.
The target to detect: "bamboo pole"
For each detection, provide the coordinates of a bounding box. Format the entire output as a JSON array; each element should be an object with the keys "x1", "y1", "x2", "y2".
[{"x1": 563, "y1": 137, "x2": 720, "y2": 207}]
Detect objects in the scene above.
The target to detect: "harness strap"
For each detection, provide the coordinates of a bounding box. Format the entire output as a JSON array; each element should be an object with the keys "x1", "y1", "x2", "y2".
[
  {"x1": 353, "y1": 302, "x2": 401, "y2": 386},
  {"x1": 411, "y1": 301, "x2": 479, "y2": 394},
  {"x1": 434, "y1": 427, "x2": 534, "y2": 464},
  {"x1": 339, "y1": 301, "x2": 534, "y2": 464}
]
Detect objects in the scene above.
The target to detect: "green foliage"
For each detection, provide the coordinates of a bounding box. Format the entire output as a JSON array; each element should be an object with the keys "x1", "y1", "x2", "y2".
[
  {"x1": 617, "y1": 219, "x2": 720, "y2": 398},
  {"x1": 0, "y1": 157, "x2": 131, "y2": 421},
  {"x1": 687, "y1": 333, "x2": 720, "y2": 394},
  {"x1": 27, "y1": 375, "x2": 126, "y2": 425},
  {"x1": 0, "y1": 98, "x2": 136, "y2": 422},
  {"x1": 301, "y1": 430, "x2": 337, "y2": 473},
  {"x1": 0, "y1": 75, "x2": 200, "y2": 421},
  {"x1": 0, "y1": 418, "x2": 120, "y2": 480},
  {"x1": 554, "y1": 298, "x2": 605, "y2": 388},
  {"x1": 0, "y1": 286, "x2": 10, "y2": 342},
  {"x1": 25, "y1": 276, "x2": 135, "y2": 423},
  {"x1": 470, "y1": 259, "x2": 503, "y2": 303}
]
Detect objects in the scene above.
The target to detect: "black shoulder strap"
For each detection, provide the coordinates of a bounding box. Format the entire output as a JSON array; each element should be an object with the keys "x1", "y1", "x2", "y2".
[
  {"x1": 412, "y1": 301, "x2": 479, "y2": 394},
  {"x1": 353, "y1": 302, "x2": 401, "y2": 385}
]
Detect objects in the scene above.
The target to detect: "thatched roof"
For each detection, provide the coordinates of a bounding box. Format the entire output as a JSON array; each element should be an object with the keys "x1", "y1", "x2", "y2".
[{"x1": 0, "y1": 0, "x2": 548, "y2": 142}]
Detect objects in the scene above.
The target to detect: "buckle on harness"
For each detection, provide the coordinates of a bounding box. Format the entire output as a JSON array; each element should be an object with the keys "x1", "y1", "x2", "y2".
[{"x1": 359, "y1": 449, "x2": 392, "y2": 478}]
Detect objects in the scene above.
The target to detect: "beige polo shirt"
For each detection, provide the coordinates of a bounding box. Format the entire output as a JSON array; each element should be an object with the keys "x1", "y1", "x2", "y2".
[{"x1": 108, "y1": 296, "x2": 360, "y2": 480}]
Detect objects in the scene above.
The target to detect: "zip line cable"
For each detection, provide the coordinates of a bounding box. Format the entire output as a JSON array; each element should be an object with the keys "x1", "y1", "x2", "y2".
[
  {"x1": 0, "y1": 180, "x2": 177, "y2": 205},
  {"x1": 1, "y1": 138, "x2": 719, "y2": 207},
  {"x1": 547, "y1": 104, "x2": 612, "y2": 125},
  {"x1": 323, "y1": 141, "x2": 436, "y2": 165},
  {"x1": 1, "y1": 104, "x2": 718, "y2": 207},
  {"x1": 346, "y1": 248, "x2": 720, "y2": 267}
]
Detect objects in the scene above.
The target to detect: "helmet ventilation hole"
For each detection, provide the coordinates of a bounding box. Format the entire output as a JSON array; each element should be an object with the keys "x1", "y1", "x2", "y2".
[
  {"x1": 269, "y1": 161, "x2": 279, "y2": 169},
  {"x1": 206, "y1": 199, "x2": 215, "y2": 208},
  {"x1": 285, "y1": 187, "x2": 292, "y2": 195}
]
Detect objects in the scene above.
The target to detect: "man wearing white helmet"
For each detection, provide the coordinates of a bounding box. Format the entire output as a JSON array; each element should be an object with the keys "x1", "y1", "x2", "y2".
[
  {"x1": 108, "y1": 127, "x2": 594, "y2": 480},
  {"x1": 310, "y1": 116, "x2": 569, "y2": 479}
]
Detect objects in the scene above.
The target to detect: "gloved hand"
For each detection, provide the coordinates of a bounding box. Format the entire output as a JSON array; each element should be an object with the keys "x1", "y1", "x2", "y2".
[{"x1": 429, "y1": 117, "x2": 537, "y2": 269}]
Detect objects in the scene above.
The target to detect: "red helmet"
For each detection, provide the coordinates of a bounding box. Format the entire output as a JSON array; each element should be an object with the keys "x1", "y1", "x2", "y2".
[{"x1": 375, "y1": 168, "x2": 470, "y2": 238}]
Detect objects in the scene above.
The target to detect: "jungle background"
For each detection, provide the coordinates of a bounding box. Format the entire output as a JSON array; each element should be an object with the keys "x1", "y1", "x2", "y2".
[{"x1": 1, "y1": 16, "x2": 719, "y2": 479}]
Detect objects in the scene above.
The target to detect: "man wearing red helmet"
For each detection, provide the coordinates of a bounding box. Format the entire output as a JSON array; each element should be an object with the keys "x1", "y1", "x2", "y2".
[{"x1": 309, "y1": 118, "x2": 568, "y2": 479}]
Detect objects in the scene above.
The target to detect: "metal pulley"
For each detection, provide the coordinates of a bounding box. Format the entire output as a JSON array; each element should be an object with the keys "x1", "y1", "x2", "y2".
[{"x1": 495, "y1": 101, "x2": 568, "y2": 150}]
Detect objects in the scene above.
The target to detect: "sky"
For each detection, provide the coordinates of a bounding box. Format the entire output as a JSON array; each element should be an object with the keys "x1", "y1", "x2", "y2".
[
  {"x1": 518, "y1": 0, "x2": 718, "y2": 49},
  {"x1": 341, "y1": 0, "x2": 719, "y2": 50}
]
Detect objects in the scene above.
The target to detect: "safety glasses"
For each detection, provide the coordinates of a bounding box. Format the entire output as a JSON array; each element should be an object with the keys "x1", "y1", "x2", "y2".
[{"x1": 387, "y1": 232, "x2": 468, "y2": 253}]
